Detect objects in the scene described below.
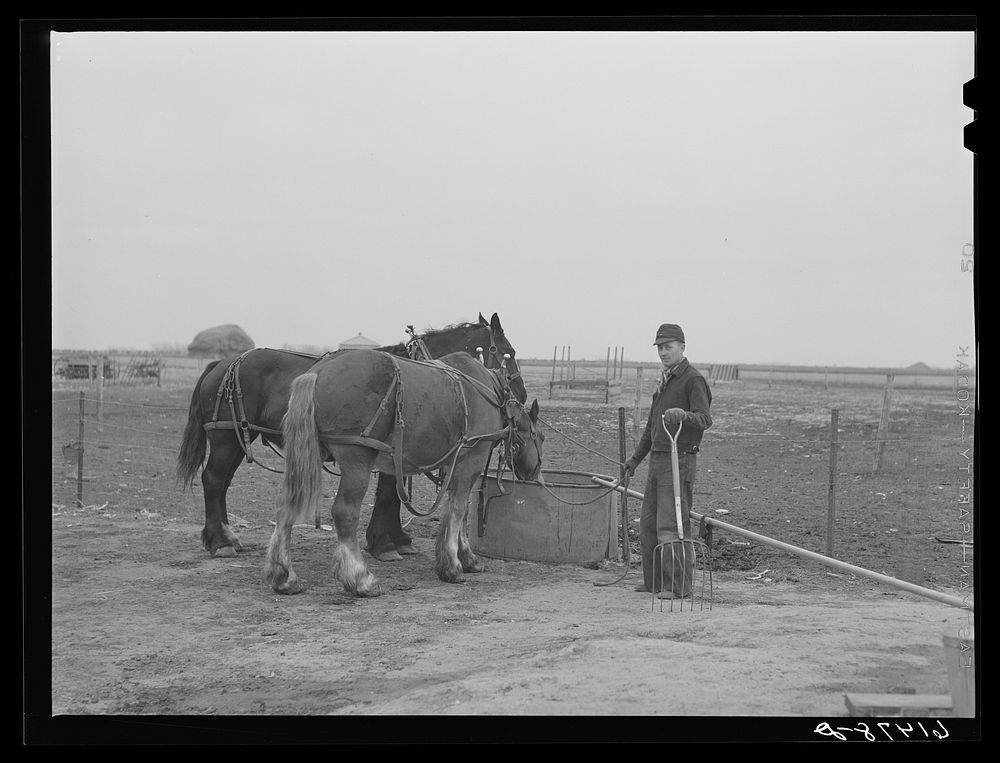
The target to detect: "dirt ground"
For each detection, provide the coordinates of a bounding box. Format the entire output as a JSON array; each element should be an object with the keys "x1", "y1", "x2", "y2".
[{"x1": 37, "y1": 372, "x2": 978, "y2": 742}]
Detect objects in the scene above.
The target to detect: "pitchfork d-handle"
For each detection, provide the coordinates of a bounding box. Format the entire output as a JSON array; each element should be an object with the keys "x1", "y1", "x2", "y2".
[{"x1": 661, "y1": 416, "x2": 684, "y2": 541}]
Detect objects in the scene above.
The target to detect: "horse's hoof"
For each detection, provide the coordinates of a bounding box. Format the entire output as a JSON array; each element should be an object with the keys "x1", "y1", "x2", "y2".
[
  {"x1": 462, "y1": 562, "x2": 485, "y2": 574},
  {"x1": 212, "y1": 546, "x2": 237, "y2": 559},
  {"x1": 356, "y1": 581, "x2": 384, "y2": 597},
  {"x1": 273, "y1": 579, "x2": 304, "y2": 595},
  {"x1": 438, "y1": 569, "x2": 466, "y2": 584},
  {"x1": 396, "y1": 543, "x2": 418, "y2": 556}
]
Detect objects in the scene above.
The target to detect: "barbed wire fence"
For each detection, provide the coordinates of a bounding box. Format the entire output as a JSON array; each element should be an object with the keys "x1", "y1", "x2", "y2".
[{"x1": 52, "y1": 377, "x2": 970, "y2": 554}]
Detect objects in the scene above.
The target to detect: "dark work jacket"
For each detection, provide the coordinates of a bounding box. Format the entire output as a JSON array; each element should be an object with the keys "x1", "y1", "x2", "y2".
[{"x1": 628, "y1": 358, "x2": 713, "y2": 465}]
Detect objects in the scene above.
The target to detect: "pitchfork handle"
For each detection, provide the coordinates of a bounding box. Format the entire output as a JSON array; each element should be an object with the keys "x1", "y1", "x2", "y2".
[{"x1": 661, "y1": 417, "x2": 684, "y2": 541}]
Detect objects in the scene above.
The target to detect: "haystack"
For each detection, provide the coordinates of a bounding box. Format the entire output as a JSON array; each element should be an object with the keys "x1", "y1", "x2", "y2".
[{"x1": 187, "y1": 324, "x2": 255, "y2": 358}]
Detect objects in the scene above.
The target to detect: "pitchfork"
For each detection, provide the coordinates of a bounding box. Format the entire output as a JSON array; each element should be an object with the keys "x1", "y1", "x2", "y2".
[{"x1": 652, "y1": 417, "x2": 713, "y2": 612}]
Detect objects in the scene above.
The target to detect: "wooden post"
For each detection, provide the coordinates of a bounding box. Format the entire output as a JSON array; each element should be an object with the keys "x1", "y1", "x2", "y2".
[
  {"x1": 96, "y1": 357, "x2": 104, "y2": 433},
  {"x1": 617, "y1": 407, "x2": 628, "y2": 562},
  {"x1": 551, "y1": 346, "x2": 557, "y2": 383},
  {"x1": 874, "y1": 373, "x2": 895, "y2": 474},
  {"x1": 633, "y1": 366, "x2": 644, "y2": 430},
  {"x1": 827, "y1": 408, "x2": 839, "y2": 557},
  {"x1": 768, "y1": 367, "x2": 773, "y2": 389},
  {"x1": 559, "y1": 346, "x2": 566, "y2": 382},
  {"x1": 606, "y1": 347, "x2": 611, "y2": 381},
  {"x1": 619, "y1": 347, "x2": 625, "y2": 379},
  {"x1": 77, "y1": 391, "x2": 85, "y2": 508},
  {"x1": 568, "y1": 347, "x2": 573, "y2": 380}
]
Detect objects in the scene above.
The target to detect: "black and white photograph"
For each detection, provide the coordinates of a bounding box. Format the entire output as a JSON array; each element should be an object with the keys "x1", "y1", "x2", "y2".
[{"x1": 26, "y1": 16, "x2": 978, "y2": 742}]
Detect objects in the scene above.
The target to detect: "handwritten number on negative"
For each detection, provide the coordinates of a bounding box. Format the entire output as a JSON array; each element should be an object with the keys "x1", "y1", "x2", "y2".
[{"x1": 814, "y1": 720, "x2": 949, "y2": 741}]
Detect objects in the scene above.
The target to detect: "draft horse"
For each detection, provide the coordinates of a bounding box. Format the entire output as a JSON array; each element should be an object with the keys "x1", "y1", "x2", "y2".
[
  {"x1": 265, "y1": 349, "x2": 543, "y2": 596},
  {"x1": 177, "y1": 313, "x2": 527, "y2": 559}
]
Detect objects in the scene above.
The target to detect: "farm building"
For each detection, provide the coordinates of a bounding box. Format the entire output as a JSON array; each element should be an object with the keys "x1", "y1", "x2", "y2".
[{"x1": 338, "y1": 332, "x2": 380, "y2": 350}]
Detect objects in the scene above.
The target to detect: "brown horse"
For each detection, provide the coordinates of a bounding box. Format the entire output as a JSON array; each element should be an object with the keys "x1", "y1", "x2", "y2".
[
  {"x1": 177, "y1": 313, "x2": 527, "y2": 559},
  {"x1": 264, "y1": 350, "x2": 543, "y2": 596}
]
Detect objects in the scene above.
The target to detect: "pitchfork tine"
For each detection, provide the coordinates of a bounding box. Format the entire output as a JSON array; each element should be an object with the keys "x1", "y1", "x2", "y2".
[{"x1": 652, "y1": 539, "x2": 714, "y2": 612}]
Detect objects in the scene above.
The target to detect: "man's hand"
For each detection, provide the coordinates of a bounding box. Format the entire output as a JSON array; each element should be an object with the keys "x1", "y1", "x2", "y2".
[
  {"x1": 662, "y1": 408, "x2": 687, "y2": 426},
  {"x1": 623, "y1": 460, "x2": 636, "y2": 478}
]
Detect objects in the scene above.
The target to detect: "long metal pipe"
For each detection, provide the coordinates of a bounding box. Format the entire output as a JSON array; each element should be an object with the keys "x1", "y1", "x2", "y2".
[{"x1": 590, "y1": 476, "x2": 972, "y2": 611}]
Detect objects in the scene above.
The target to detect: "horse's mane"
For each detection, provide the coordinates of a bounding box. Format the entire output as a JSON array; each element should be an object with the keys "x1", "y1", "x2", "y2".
[{"x1": 426, "y1": 321, "x2": 480, "y2": 335}]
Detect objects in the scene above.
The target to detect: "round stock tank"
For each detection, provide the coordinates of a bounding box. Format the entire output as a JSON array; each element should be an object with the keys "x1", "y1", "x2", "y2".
[{"x1": 470, "y1": 469, "x2": 619, "y2": 564}]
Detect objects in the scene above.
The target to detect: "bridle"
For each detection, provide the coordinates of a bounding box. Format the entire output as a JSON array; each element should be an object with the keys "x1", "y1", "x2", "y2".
[
  {"x1": 477, "y1": 325, "x2": 524, "y2": 396},
  {"x1": 497, "y1": 385, "x2": 543, "y2": 483}
]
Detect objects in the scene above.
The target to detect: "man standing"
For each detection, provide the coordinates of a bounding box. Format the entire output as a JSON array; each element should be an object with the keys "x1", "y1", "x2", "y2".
[{"x1": 624, "y1": 323, "x2": 713, "y2": 598}]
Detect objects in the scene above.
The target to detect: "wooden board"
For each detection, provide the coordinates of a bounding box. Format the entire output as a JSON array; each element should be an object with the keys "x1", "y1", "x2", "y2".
[{"x1": 844, "y1": 692, "x2": 953, "y2": 717}]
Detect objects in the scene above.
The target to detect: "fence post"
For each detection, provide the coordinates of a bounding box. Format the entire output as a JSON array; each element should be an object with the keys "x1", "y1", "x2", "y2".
[
  {"x1": 827, "y1": 408, "x2": 839, "y2": 557},
  {"x1": 77, "y1": 391, "x2": 86, "y2": 508},
  {"x1": 606, "y1": 347, "x2": 611, "y2": 381},
  {"x1": 96, "y1": 356, "x2": 104, "y2": 433},
  {"x1": 617, "y1": 407, "x2": 628, "y2": 562},
  {"x1": 633, "y1": 366, "x2": 644, "y2": 430},
  {"x1": 874, "y1": 373, "x2": 895, "y2": 474}
]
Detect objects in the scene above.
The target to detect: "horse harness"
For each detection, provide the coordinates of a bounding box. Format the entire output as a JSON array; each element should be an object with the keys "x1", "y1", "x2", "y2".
[
  {"x1": 202, "y1": 348, "x2": 333, "y2": 470},
  {"x1": 318, "y1": 354, "x2": 537, "y2": 517},
  {"x1": 201, "y1": 326, "x2": 526, "y2": 489}
]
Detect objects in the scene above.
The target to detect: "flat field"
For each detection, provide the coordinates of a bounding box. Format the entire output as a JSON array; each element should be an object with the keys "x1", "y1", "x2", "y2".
[{"x1": 39, "y1": 367, "x2": 977, "y2": 738}]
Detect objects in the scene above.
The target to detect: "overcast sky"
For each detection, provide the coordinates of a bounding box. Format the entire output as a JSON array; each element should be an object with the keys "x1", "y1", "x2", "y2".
[{"x1": 48, "y1": 27, "x2": 976, "y2": 368}]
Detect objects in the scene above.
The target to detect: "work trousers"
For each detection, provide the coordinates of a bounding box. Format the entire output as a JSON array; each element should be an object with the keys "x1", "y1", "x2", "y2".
[{"x1": 639, "y1": 450, "x2": 697, "y2": 595}]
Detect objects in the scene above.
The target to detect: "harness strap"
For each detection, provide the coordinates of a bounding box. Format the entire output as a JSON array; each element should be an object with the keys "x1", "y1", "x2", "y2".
[
  {"x1": 203, "y1": 420, "x2": 283, "y2": 437},
  {"x1": 205, "y1": 350, "x2": 258, "y2": 463},
  {"x1": 360, "y1": 369, "x2": 399, "y2": 439},
  {"x1": 319, "y1": 434, "x2": 394, "y2": 452},
  {"x1": 391, "y1": 356, "x2": 471, "y2": 513}
]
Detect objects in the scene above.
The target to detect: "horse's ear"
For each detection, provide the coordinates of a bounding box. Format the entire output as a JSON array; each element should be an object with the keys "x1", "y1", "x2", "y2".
[
  {"x1": 529, "y1": 399, "x2": 539, "y2": 421},
  {"x1": 490, "y1": 312, "x2": 502, "y2": 332},
  {"x1": 478, "y1": 313, "x2": 488, "y2": 326}
]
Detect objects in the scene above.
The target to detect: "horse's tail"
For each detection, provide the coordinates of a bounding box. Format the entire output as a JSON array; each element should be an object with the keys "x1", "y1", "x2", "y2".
[
  {"x1": 280, "y1": 372, "x2": 324, "y2": 525},
  {"x1": 176, "y1": 359, "x2": 222, "y2": 490}
]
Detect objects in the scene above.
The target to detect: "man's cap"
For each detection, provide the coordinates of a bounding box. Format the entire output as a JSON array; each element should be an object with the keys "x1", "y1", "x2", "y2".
[{"x1": 654, "y1": 323, "x2": 685, "y2": 346}]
